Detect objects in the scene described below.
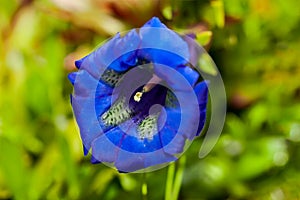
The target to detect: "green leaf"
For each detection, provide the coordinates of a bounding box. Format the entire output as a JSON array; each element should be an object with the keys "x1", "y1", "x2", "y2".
[
  {"x1": 0, "y1": 138, "x2": 29, "y2": 200},
  {"x1": 197, "y1": 53, "x2": 218, "y2": 76},
  {"x1": 119, "y1": 174, "x2": 137, "y2": 191},
  {"x1": 211, "y1": 0, "x2": 225, "y2": 28},
  {"x1": 236, "y1": 137, "x2": 288, "y2": 180},
  {"x1": 196, "y1": 31, "x2": 213, "y2": 46},
  {"x1": 162, "y1": 6, "x2": 172, "y2": 20},
  {"x1": 28, "y1": 145, "x2": 59, "y2": 200}
]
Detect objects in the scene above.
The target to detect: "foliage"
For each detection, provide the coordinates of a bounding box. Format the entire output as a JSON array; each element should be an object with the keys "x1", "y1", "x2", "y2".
[{"x1": 0, "y1": 0, "x2": 300, "y2": 199}]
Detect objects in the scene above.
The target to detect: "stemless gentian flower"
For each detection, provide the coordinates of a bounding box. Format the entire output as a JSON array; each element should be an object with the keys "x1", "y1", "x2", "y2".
[{"x1": 68, "y1": 17, "x2": 209, "y2": 173}]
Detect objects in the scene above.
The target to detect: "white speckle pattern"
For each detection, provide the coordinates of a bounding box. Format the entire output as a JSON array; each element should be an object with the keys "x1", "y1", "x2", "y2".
[
  {"x1": 101, "y1": 97, "x2": 132, "y2": 126},
  {"x1": 137, "y1": 115, "x2": 158, "y2": 140},
  {"x1": 165, "y1": 91, "x2": 178, "y2": 108},
  {"x1": 100, "y1": 69, "x2": 123, "y2": 87}
]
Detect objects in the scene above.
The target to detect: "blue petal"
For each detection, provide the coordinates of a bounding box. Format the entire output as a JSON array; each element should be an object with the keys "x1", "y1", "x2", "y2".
[
  {"x1": 91, "y1": 155, "x2": 101, "y2": 164},
  {"x1": 153, "y1": 64, "x2": 201, "y2": 140},
  {"x1": 153, "y1": 63, "x2": 198, "y2": 91},
  {"x1": 77, "y1": 35, "x2": 120, "y2": 80},
  {"x1": 95, "y1": 81, "x2": 113, "y2": 98},
  {"x1": 194, "y1": 81, "x2": 209, "y2": 103},
  {"x1": 93, "y1": 30, "x2": 140, "y2": 73},
  {"x1": 138, "y1": 22, "x2": 189, "y2": 68},
  {"x1": 72, "y1": 95, "x2": 104, "y2": 152},
  {"x1": 114, "y1": 150, "x2": 145, "y2": 172},
  {"x1": 83, "y1": 145, "x2": 89, "y2": 156},
  {"x1": 110, "y1": 30, "x2": 140, "y2": 70},
  {"x1": 75, "y1": 59, "x2": 82, "y2": 69},
  {"x1": 104, "y1": 120, "x2": 163, "y2": 153},
  {"x1": 139, "y1": 49, "x2": 188, "y2": 70},
  {"x1": 94, "y1": 94, "x2": 113, "y2": 119},
  {"x1": 162, "y1": 133, "x2": 186, "y2": 155},
  {"x1": 196, "y1": 110, "x2": 207, "y2": 136},
  {"x1": 158, "y1": 108, "x2": 186, "y2": 155},
  {"x1": 143, "y1": 150, "x2": 176, "y2": 168},
  {"x1": 91, "y1": 117, "x2": 179, "y2": 172},
  {"x1": 194, "y1": 81, "x2": 209, "y2": 136},
  {"x1": 94, "y1": 81, "x2": 119, "y2": 118},
  {"x1": 115, "y1": 149, "x2": 176, "y2": 173},
  {"x1": 68, "y1": 72, "x2": 77, "y2": 85},
  {"x1": 178, "y1": 90, "x2": 202, "y2": 140},
  {"x1": 72, "y1": 70, "x2": 100, "y2": 97},
  {"x1": 75, "y1": 56, "x2": 87, "y2": 69},
  {"x1": 121, "y1": 134, "x2": 162, "y2": 153},
  {"x1": 71, "y1": 70, "x2": 116, "y2": 152},
  {"x1": 142, "y1": 17, "x2": 167, "y2": 28},
  {"x1": 175, "y1": 65, "x2": 199, "y2": 86},
  {"x1": 157, "y1": 107, "x2": 191, "y2": 155},
  {"x1": 94, "y1": 82, "x2": 121, "y2": 133},
  {"x1": 79, "y1": 49, "x2": 106, "y2": 80},
  {"x1": 70, "y1": 94, "x2": 73, "y2": 104},
  {"x1": 91, "y1": 131, "x2": 121, "y2": 163},
  {"x1": 182, "y1": 35, "x2": 201, "y2": 67}
]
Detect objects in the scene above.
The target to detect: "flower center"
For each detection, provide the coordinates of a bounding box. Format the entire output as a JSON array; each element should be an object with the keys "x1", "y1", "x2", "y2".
[
  {"x1": 97, "y1": 67, "x2": 176, "y2": 141},
  {"x1": 133, "y1": 74, "x2": 162, "y2": 102}
]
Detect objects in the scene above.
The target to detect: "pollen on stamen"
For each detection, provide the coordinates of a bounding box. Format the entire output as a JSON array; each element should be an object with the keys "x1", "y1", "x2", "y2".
[{"x1": 134, "y1": 92, "x2": 143, "y2": 102}]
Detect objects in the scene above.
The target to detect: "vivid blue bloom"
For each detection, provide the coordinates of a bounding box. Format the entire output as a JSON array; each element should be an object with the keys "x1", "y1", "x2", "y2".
[{"x1": 68, "y1": 17, "x2": 208, "y2": 172}]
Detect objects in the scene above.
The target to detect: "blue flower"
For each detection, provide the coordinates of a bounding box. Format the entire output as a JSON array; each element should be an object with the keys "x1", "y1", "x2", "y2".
[{"x1": 68, "y1": 17, "x2": 208, "y2": 173}]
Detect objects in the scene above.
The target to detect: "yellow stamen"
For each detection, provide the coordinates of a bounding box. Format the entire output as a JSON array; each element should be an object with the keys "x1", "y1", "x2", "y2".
[
  {"x1": 133, "y1": 74, "x2": 162, "y2": 102},
  {"x1": 134, "y1": 92, "x2": 143, "y2": 102},
  {"x1": 143, "y1": 74, "x2": 162, "y2": 92}
]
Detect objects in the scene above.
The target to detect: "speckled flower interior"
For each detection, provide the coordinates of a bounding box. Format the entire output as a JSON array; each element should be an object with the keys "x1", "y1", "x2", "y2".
[{"x1": 68, "y1": 17, "x2": 208, "y2": 173}]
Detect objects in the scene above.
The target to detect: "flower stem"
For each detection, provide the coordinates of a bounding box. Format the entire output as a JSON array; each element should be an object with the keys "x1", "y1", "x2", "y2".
[
  {"x1": 165, "y1": 155, "x2": 186, "y2": 200},
  {"x1": 142, "y1": 173, "x2": 148, "y2": 200},
  {"x1": 172, "y1": 155, "x2": 186, "y2": 200},
  {"x1": 165, "y1": 162, "x2": 175, "y2": 200}
]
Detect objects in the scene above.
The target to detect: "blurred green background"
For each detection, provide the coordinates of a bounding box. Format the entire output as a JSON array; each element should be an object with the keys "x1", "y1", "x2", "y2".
[{"x1": 1, "y1": 0, "x2": 300, "y2": 199}]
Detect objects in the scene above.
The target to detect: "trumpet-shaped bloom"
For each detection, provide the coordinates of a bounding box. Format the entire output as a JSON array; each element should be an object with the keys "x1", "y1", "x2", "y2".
[{"x1": 68, "y1": 17, "x2": 208, "y2": 172}]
